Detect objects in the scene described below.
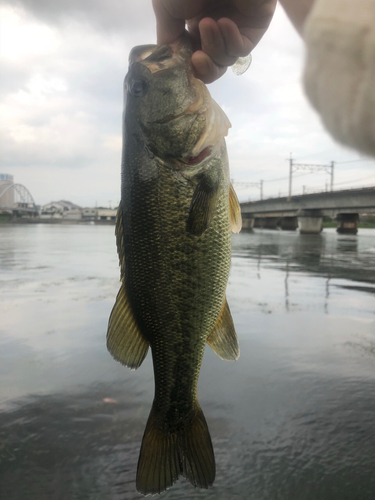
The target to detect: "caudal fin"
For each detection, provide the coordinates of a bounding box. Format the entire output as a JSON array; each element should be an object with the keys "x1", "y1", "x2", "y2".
[{"x1": 136, "y1": 403, "x2": 215, "y2": 495}]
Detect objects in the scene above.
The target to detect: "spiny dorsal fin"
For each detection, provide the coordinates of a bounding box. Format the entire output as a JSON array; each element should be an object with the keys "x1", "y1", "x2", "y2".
[
  {"x1": 107, "y1": 284, "x2": 149, "y2": 370},
  {"x1": 207, "y1": 298, "x2": 240, "y2": 361},
  {"x1": 229, "y1": 183, "x2": 242, "y2": 233},
  {"x1": 186, "y1": 177, "x2": 220, "y2": 236},
  {"x1": 115, "y1": 202, "x2": 126, "y2": 280}
]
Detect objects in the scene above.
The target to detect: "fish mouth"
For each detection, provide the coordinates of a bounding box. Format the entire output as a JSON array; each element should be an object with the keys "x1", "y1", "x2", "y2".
[{"x1": 132, "y1": 34, "x2": 192, "y2": 75}]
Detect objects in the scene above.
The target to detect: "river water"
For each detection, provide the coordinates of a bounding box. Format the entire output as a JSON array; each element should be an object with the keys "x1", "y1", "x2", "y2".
[{"x1": 0, "y1": 224, "x2": 374, "y2": 500}]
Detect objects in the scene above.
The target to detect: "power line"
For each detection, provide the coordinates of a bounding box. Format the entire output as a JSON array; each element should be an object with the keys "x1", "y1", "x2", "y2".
[
  {"x1": 336, "y1": 158, "x2": 374, "y2": 164},
  {"x1": 263, "y1": 175, "x2": 289, "y2": 183},
  {"x1": 294, "y1": 148, "x2": 333, "y2": 161},
  {"x1": 294, "y1": 171, "x2": 323, "y2": 178},
  {"x1": 335, "y1": 174, "x2": 375, "y2": 185},
  {"x1": 232, "y1": 180, "x2": 263, "y2": 199}
]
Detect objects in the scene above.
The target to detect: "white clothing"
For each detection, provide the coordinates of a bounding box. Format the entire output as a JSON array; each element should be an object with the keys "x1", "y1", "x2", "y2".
[{"x1": 303, "y1": 0, "x2": 375, "y2": 156}]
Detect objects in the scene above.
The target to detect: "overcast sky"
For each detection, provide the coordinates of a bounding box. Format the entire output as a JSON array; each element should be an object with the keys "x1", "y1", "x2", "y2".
[{"x1": 1, "y1": 0, "x2": 375, "y2": 207}]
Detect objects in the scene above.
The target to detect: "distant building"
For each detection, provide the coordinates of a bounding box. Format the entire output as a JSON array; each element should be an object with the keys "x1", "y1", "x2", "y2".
[
  {"x1": 82, "y1": 207, "x2": 97, "y2": 221},
  {"x1": 0, "y1": 174, "x2": 14, "y2": 209},
  {"x1": 39, "y1": 201, "x2": 116, "y2": 223},
  {"x1": 41, "y1": 200, "x2": 82, "y2": 218},
  {"x1": 97, "y1": 208, "x2": 117, "y2": 221},
  {"x1": 63, "y1": 208, "x2": 82, "y2": 220}
]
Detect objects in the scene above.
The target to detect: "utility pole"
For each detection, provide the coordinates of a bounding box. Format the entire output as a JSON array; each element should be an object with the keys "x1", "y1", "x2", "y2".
[
  {"x1": 260, "y1": 180, "x2": 263, "y2": 200},
  {"x1": 330, "y1": 161, "x2": 335, "y2": 191},
  {"x1": 288, "y1": 153, "x2": 293, "y2": 197}
]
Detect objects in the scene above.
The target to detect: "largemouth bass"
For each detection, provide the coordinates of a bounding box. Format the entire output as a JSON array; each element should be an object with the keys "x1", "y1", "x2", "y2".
[{"x1": 107, "y1": 34, "x2": 241, "y2": 495}]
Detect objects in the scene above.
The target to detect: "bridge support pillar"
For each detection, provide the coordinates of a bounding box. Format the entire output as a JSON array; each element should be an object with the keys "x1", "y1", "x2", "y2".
[
  {"x1": 263, "y1": 217, "x2": 280, "y2": 229},
  {"x1": 241, "y1": 215, "x2": 254, "y2": 230},
  {"x1": 281, "y1": 216, "x2": 298, "y2": 231},
  {"x1": 297, "y1": 210, "x2": 323, "y2": 234},
  {"x1": 336, "y1": 213, "x2": 359, "y2": 234}
]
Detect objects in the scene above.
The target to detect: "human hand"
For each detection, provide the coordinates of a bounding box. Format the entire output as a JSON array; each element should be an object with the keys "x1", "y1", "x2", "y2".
[
  {"x1": 152, "y1": 0, "x2": 277, "y2": 83},
  {"x1": 278, "y1": 0, "x2": 315, "y2": 34}
]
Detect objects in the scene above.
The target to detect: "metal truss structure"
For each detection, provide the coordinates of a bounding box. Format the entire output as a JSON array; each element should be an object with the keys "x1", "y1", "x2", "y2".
[
  {"x1": 0, "y1": 183, "x2": 38, "y2": 213},
  {"x1": 232, "y1": 180, "x2": 264, "y2": 200},
  {"x1": 288, "y1": 155, "x2": 335, "y2": 196}
]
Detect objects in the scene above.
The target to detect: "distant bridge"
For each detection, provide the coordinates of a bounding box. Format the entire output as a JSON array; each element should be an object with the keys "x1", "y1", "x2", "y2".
[
  {"x1": 0, "y1": 183, "x2": 38, "y2": 215},
  {"x1": 240, "y1": 186, "x2": 375, "y2": 234}
]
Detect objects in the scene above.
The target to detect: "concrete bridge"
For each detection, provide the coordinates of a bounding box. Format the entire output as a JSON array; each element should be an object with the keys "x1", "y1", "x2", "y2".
[{"x1": 240, "y1": 186, "x2": 375, "y2": 233}]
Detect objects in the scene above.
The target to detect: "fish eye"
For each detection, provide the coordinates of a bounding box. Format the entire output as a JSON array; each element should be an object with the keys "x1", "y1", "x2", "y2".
[{"x1": 130, "y1": 79, "x2": 148, "y2": 97}]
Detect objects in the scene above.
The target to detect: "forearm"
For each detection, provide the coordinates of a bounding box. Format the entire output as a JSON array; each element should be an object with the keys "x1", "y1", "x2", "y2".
[
  {"x1": 302, "y1": 0, "x2": 375, "y2": 157},
  {"x1": 278, "y1": 0, "x2": 315, "y2": 34}
]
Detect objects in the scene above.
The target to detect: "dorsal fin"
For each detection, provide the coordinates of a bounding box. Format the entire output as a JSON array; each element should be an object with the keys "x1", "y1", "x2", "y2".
[{"x1": 206, "y1": 299, "x2": 240, "y2": 361}]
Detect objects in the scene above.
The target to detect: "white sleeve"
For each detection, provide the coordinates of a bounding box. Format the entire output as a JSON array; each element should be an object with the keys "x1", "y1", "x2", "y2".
[{"x1": 303, "y1": 0, "x2": 375, "y2": 157}]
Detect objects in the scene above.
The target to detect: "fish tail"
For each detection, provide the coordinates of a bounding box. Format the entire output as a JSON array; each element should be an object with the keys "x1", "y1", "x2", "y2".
[{"x1": 136, "y1": 402, "x2": 215, "y2": 495}]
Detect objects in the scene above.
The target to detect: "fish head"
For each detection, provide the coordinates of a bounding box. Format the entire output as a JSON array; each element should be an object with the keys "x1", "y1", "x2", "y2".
[{"x1": 124, "y1": 34, "x2": 231, "y2": 167}]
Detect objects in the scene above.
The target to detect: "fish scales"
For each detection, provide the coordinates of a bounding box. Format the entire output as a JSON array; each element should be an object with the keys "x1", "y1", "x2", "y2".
[
  {"x1": 107, "y1": 34, "x2": 242, "y2": 495},
  {"x1": 125, "y1": 143, "x2": 231, "y2": 416}
]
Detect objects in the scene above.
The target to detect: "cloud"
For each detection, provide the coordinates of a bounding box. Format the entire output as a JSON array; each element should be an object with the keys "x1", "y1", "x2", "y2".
[
  {"x1": 0, "y1": 6, "x2": 124, "y2": 184},
  {"x1": 1, "y1": 1, "x2": 374, "y2": 207},
  {"x1": 0, "y1": 0, "x2": 156, "y2": 35}
]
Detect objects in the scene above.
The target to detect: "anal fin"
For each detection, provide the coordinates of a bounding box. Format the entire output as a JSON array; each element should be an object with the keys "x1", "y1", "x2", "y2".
[
  {"x1": 107, "y1": 284, "x2": 149, "y2": 370},
  {"x1": 207, "y1": 298, "x2": 240, "y2": 361}
]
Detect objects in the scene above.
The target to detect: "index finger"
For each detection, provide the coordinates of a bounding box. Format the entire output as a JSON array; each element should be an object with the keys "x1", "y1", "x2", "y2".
[
  {"x1": 152, "y1": 0, "x2": 209, "y2": 45},
  {"x1": 152, "y1": 0, "x2": 185, "y2": 44}
]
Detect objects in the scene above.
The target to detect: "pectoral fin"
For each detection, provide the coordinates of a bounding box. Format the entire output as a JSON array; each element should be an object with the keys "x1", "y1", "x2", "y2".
[
  {"x1": 229, "y1": 183, "x2": 242, "y2": 233},
  {"x1": 186, "y1": 177, "x2": 220, "y2": 236},
  {"x1": 107, "y1": 284, "x2": 149, "y2": 370},
  {"x1": 207, "y1": 299, "x2": 240, "y2": 361}
]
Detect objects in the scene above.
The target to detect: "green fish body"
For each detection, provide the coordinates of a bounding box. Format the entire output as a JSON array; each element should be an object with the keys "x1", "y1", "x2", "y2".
[{"x1": 107, "y1": 35, "x2": 241, "y2": 495}]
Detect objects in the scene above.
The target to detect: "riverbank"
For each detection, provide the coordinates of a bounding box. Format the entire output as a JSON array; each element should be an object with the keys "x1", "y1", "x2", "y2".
[
  {"x1": 0, "y1": 216, "x2": 115, "y2": 225},
  {"x1": 2, "y1": 218, "x2": 374, "y2": 229},
  {"x1": 322, "y1": 221, "x2": 375, "y2": 229}
]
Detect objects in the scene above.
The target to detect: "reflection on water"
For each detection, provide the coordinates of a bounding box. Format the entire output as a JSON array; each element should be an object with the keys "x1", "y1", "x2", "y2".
[
  {"x1": 0, "y1": 225, "x2": 375, "y2": 499},
  {"x1": 230, "y1": 230, "x2": 375, "y2": 318}
]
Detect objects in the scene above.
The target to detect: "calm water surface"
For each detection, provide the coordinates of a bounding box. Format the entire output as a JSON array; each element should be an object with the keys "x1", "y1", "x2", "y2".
[{"x1": 0, "y1": 224, "x2": 374, "y2": 499}]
